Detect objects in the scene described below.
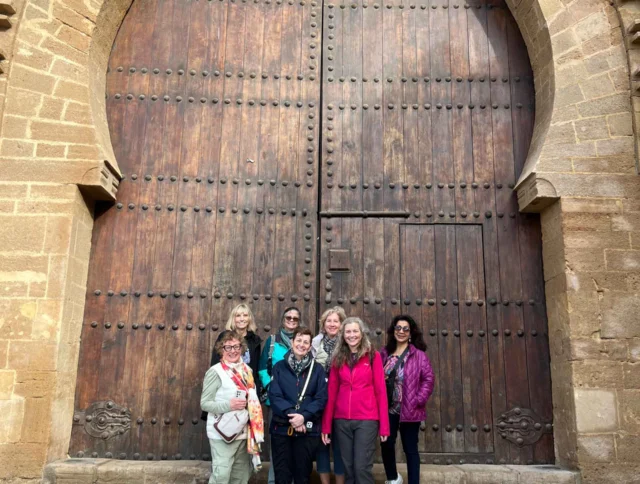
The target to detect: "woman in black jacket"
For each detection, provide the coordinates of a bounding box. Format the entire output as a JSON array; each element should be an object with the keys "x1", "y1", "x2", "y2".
[
  {"x1": 268, "y1": 327, "x2": 327, "y2": 484},
  {"x1": 202, "y1": 304, "x2": 262, "y2": 421}
]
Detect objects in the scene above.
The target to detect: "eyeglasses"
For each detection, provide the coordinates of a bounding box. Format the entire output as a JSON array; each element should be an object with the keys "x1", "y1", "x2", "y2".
[
  {"x1": 394, "y1": 326, "x2": 410, "y2": 333},
  {"x1": 223, "y1": 344, "x2": 242, "y2": 352},
  {"x1": 284, "y1": 315, "x2": 300, "y2": 322}
]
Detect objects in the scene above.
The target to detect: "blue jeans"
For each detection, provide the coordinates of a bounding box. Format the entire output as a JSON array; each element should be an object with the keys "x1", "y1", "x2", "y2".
[
  {"x1": 380, "y1": 413, "x2": 420, "y2": 484},
  {"x1": 316, "y1": 423, "x2": 344, "y2": 476}
]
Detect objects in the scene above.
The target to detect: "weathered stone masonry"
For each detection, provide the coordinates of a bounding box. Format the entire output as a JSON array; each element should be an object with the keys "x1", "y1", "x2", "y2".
[{"x1": 0, "y1": 0, "x2": 638, "y2": 482}]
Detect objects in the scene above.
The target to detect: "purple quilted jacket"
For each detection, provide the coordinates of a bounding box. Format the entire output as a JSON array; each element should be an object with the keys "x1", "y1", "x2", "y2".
[{"x1": 380, "y1": 345, "x2": 435, "y2": 422}]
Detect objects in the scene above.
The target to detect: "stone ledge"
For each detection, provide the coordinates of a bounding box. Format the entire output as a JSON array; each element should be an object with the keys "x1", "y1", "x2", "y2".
[{"x1": 43, "y1": 459, "x2": 580, "y2": 484}]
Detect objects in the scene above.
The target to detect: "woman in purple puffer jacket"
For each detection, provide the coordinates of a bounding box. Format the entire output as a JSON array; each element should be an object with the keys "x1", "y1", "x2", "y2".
[{"x1": 380, "y1": 314, "x2": 435, "y2": 484}]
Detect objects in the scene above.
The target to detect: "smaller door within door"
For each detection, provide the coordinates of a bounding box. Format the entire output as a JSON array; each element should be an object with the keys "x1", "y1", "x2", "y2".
[{"x1": 400, "y1": 224, "x2": 492, "y2": 459}]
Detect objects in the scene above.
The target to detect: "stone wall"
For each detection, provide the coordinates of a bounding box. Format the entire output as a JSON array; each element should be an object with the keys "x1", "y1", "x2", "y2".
[{"x1": 0, "y1": 0, "x2": 638, "y2": 483}]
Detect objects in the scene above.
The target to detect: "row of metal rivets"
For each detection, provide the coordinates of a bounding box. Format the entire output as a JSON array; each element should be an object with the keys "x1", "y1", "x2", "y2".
[
  {"x1": 111, "y1": 68, "x2": 318, "y2": 79},
  {"x1": 323, "y1": 102, "x2": 521, "y2": 109},
  {"x1": 75, "y1": 451, "x2": 210, "y2": 460},
  {"x1": 122, "y1": 175, "x2": 315, "y2": 183},
  {"x1": 116, "y1": 204, "x2": 314, "y2": 215},
  {"x1": 427, "y1": 329, "x2": 543, "y2": 337},
  {"x1": 110, "y1": 94, "x2": 321, "y2": 106},
  {"x1": 322, "y1": 181, "x2": 516, "y2": 189},
  {"x1": 325, "y1": 3, "x2": 507, "y2": 9},
  {"x1": 92, "y1": 290, "x2": 313, "y2": 299},
  {"x1": 316, "y1": 294, "x2": 538, "y2": 305},
  {"x1": 324, "y1": 75, "x2": 529, "y2": 83}
]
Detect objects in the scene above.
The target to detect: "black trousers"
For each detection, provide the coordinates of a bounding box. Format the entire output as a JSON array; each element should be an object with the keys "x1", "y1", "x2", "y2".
[
  {"x1": 333, "y1": 419, "x2": 379, "y2": 484},
  {"x1": 380, "y1": 413, "x2": 421, "y2": 484},
  {"x1": 270, "y1": 433, "x2": 320, "y2": 484}
]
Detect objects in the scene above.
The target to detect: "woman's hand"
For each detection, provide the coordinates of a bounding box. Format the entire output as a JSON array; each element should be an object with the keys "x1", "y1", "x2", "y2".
[
  {"x1": 230, "y1": 398, "x2": 247, "y2": 411},
  {"x1": 380, "y1": 435, "x2": 388, "y2": 442},
  {"x1": 322, "y1": 433, "x2": 331, "y2": 445},
  {"x1": 287, "y1": 413, "x2": 304, "y2": 428},
  {"x1": 294, "y1": 425, "x2": 306, "y2": 433}
]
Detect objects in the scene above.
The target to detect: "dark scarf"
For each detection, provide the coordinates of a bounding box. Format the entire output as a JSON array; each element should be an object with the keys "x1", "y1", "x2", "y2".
[
  {"x1": 288, "y1": 352, "x2": 312, "y2": 376},
  {"x1": 279, "y1": 328, "x2": 294, "y2": 349},
  {"x1": 322, "y1": 335, "x2": 337, "y2": 360}
]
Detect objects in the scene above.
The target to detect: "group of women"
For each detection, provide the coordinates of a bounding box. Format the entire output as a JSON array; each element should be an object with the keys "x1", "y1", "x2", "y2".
[{"x1": 200, "y1": 304, "x2": 435, "y2": 484}]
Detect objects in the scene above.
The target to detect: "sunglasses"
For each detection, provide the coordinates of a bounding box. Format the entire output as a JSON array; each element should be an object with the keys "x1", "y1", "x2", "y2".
[
  {"x1": 394, "y1": 326, "x2": 411, "y2": 333},
  {"x1": 284, "y1": 315, "x2": 300, "y2": 322},
  {"x1": 223, "y1": 344, "x2": 242, "y2": 352}
]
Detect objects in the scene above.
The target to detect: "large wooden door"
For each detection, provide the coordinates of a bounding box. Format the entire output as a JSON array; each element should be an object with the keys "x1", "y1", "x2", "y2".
[{"x1": 71, "y1": 0, "x2": 553, "y2": 466}]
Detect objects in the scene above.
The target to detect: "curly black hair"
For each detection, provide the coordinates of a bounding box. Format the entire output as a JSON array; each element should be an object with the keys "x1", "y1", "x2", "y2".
[{"x1": 385, "y1": 314, "x2": 427, "y2": 354}]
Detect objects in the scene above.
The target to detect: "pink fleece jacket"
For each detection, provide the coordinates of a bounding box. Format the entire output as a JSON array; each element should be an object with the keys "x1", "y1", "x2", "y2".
[{"x1": 321, "y1": 351, "x2": 390, "y2": 436}]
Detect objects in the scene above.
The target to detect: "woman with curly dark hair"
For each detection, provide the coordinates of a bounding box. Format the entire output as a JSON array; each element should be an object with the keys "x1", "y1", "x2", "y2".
[{"x1": 379, "y1": 315, "x2": 435, "y2": 484}]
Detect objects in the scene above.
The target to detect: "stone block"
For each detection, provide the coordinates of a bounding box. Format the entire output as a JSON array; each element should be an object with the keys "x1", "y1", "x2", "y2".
[
  {"x1": 67, "y1": 144, "x2": 100, "y2": 160},
  {"x1": 555, "y1": 84, "x2": 585, "y2": 108},
  {"x1": 31, "y1": 121, "x2": 95, "y2": 144},
  {"x1": 596, "y1": 137, "x2": 635, "y2": 157},
  {"x1": 623, "y1": 363, "x2": 640, "y2": 389},
  {"x1": 577, "y1": 93, "x2": 631, "y2": 117},
  {"x1": 21, "y1": 396, "x2": 52, "y2": 443},
  {"x1": 50, "y1": 58, "x2": 89, "y2": 84},
  {"x1": 37, "y1": 144, "x2": 67, "y2": 158},
  {"x1": 64, "y1": 103, "x2": 92, "y2": 125},
  {"x1": 29, "y1": 184, "x2": 79, "y2": 200},
  {"x1": 561, "y1": 198, "x2": 622, "y2": 214},
  {"x1": 606, "y1": 250, "x2": 640, "y2": 272},
  {"x1": 13, "y1": 43, "x2": 55, "y2": 72},
  {"x1": 573, "y1": 360, "x2": 623, "y2": 388},
  {"x1": 0, "y1": 369, "x2": 15, "y2": 399},
  {"x1": 0, "y1": 398, "x2": 25, "y2": 443},
  {"x1": 564, "y1": 248, "x2": 606, "y2": 272},
  {"x1": 54, "y1": 80, "x2": 90, "y2": 104},
  {"x1": 419, "y1": 464, "x2": 465, "y2": 483},
  {"x1": 41, "y1": 37, "x2": 88, "y2": 67},
  {"x1": 574, "y1": 388, "x2": 618, "y2": 432},
  {"x1": 508, "y1": 465, "x2": 579, "y2": 483},
  {"x1": 53, "y1": 4, "x2": 95, "y2": 36},
  {"x1": 7, "y1": 341, "x2": 57, "y2": 371},
  {"x1": 620, "y1": 389, "x2": 640, "y2": 433},
  {"x1": 3, "y1": 116, "x2": 29, "y2": 138},
  {"x1": 562, "y1": 213, "x2": 611, "y2": 231},
  {"x1": 46, "y1": 255, "x2": 69, "y2": 299},
  {"x1": 143, "y1": 461, "x2": 210, "y2": 483},
  {"x1": 96, "y1": 460, "x2": 150, "y2": 484},
  {"x1": 612, "y1": 214, "x2": 640, "y2": 232},
  {"x1": 564, "y1": 231, "x2": 629, "y2": 249},
  {"x1": 601, "y1": 292, "x2": 640, "y2": 338},
  {"x1": 580, "y1": 464, "x2": 640, "y2": 484},
  {"x1": 17, "y1": 201, "x2": 76, "y2": 215},
  {"x1": 0, "y1": 184, "x2": 28, "y2": 200},
  {"x1": 4, "y1": 87, "x2": 41, "y2": 117},
  {"x1": 0, "y1": 442, "x2": 47, "y2": 479},
  {"x1": 577, "y1": 434, "x2": 615, "y2": 463},
  {"x1": 0, "y1": 340, "x2": 8, "y2": 368},
  {"x1": 9, "y1": 65, "x2": 56, "y2": 95},
  {"x1": 568, "y1": 337, "x2": 628, "y2": 361},
  {"x1": 57, "y1": 25, "x2": 91, "y2": 52},
  {"x1": 39, "y1": 97, "x2": 66, "y2": 120},
  {"x1": 1, "y1": 139, "x2": 35, "y2": 157},
  {"x1": 572, "y1": 155, "x2": 636, "y2": 174},
  {"x1": 580, "y1": 74, "x2": 616, "y2": 101},
  {"x1": 573, "y1": 116, "x2": 609, "y2": 141},
  {"x1": 551, "y1": 29, "x2": 579, "y2": 56},
  {"x1": 33, "y1": 299, "x2": 62, "y2": 341},
  {"x1": 44, "y1": 216, "x2": 73, "y2": 254},
  {"x1": 13, "y1": 370, "x2": 57, "y2": 398},
  {"x1": 616, "y1": 434, "x2": 640, "y2": 463},
  {"x1": 43, "y1": 458, "x2": 103, "y2": 484},
  {"x1": 458, "y1": 464, "x2": 517, "y2": 483},
  {"x1": 0, "y1": 299, "x2": 36, "y2": 339},
  {"x1": 608, "y1": 112, "x2": 633, "y2": 137},
  {"x1": 631, "y1": 339, "x2": 640, "y2": 362}
]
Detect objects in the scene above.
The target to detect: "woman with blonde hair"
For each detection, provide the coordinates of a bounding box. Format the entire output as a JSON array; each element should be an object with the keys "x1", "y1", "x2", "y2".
[
  {"x1": 311, "y1": 306, "x2": 346, "y2": 484},
  {"x1": 201, "y1": 330, "x2": 264, "y2": 483},
  {"x1": 321, "y1": 317, "x2": 389, "y2": 484},
  {"x1": 203, "y1": 304, "x2": 262, "y2": 422}
]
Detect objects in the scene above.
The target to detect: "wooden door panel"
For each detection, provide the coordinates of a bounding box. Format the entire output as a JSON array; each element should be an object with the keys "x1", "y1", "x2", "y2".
[{"x1": 71, "y1": 0, "x2": 321, "y2": 460}]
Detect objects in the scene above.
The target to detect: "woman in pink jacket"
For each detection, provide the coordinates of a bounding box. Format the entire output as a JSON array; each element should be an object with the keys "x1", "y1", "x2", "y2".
[{"x1": 321, "y1": 317, "x2": 390, "y2": 484}]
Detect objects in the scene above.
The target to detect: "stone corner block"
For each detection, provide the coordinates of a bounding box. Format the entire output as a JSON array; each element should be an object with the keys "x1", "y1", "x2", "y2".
[
  {"x1": 43, "y1": 458, "x2": 107, "y2": 483},
  {"x1": 575, "y1": 388, "x2": 618, "y2": 433},
  {"x1": 77, "y1": 160, "x2": 120, "y2": 202},
  {"x1": 506, "y1": 465, "x2": 581, "y2": 483},
  {"x1": 516, "y1": 173, "x2": 559, "y2": 213}
]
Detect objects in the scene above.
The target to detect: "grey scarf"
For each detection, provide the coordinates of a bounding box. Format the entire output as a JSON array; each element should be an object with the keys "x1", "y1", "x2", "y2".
[{"x1": 288, "y1": 352, "x2": 312, "y2": 376}]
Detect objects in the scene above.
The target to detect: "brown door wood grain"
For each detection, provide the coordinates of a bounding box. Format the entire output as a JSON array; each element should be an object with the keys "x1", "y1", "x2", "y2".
[{"x1": 71, "y1": 0, "x2": 553, "y2": 465}]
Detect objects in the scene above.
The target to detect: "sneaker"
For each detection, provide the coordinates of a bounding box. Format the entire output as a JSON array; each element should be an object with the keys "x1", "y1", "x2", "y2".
[{"x1": 385, "y1": 475, "x2": 403, "y2": 484}]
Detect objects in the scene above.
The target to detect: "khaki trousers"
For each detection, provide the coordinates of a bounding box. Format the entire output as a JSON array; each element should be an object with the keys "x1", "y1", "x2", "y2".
[{"x1": 208, "y1": 438, "x2": 252, "y2": 484}]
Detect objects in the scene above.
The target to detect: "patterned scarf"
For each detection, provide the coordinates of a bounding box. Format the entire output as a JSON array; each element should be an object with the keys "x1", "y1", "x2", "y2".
[
  {"x1": 288, "y1": 352, "x2": 312, "y2": 376},
  {"x1": 220, "y1": 360, "x2": 264, "y2": 464},
  {"x1": 279, "y1": 328, "x2": 294, "y2": 350},
  {"x1": 322, "y1": 335, "x2": 337, "y2": 360}
]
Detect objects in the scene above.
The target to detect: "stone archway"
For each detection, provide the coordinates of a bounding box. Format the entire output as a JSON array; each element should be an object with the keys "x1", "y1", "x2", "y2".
[{"x1": 0, "y1": 0, "x2": 637, "y2": 481}]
